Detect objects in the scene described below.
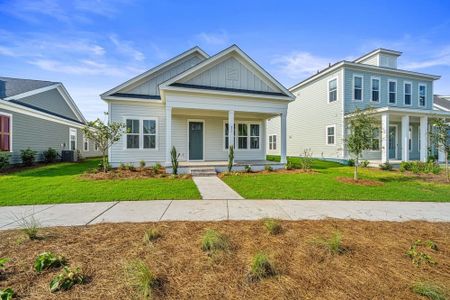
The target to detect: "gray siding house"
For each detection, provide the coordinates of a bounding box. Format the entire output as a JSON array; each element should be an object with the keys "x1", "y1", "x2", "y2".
[
  {"x1": 0, "y1": 77, "x2": 101, "y2": 163},
  {"x1": 268, "y1": 49, "x2": 450, "y2": 163}
]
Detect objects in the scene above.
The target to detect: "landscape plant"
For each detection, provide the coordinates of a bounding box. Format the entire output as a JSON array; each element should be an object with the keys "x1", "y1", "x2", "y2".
[
  {"x1": 81, "y1": 113, "x2": 125, "y2": 172},
  {"x1": 228, "y1": 145, "x2": 234, "y2": 172},
  {"x1": 43, "y1": 148, "x2": 58, "y2": 163},
  {"x1": 143, "y1": 228, "x2": 161, "y2": 244},
  {"x1": 264, "y1": 165, "x2": 273, "y2": 172},
  {"x1": 314, "y1": 230, "x2": 345, "y2": 254},
  {"x1": 20, "y1": 148, "x2": 37, "y2": 166},
  {"x1": 411, "y1": 281, "x2": 447, "y2": 300},
  {"x1": 125, "y1": 260, "x2": 157, "y2": 299},
  {"x1": 299, "y1": 148, "x2": 313, "y2": 170},
  {"x1": 139, "y1": 160, "x2": 146, "y2": 169},
  {"x1": 34, "y1": 252, "x2": 66, "y2": 273},
  {"x1": 0, "y1": 152, "x2": 10, "y2": 170},
  {"x1": 170, "y1": 146, "x2": 180, "y2": 175},
  {"x1": 0, "y1": 258, "x2": 10, "y2": 272},
  {"x1": 244, "y1": 165, "x2": 252, "y2": 173},
  {"x1": 201, "y1": 229, "x2": 230, "y2": 253},
  {"x1": 152, "y1": 163, "x2": 161, "y2": 174},
  {"x1": 18, "y1": 215, "x2": 40, "y2": 240},
  {"x1": 406, "y1": 240, "x2": 438, "y2": 266},
  {"x1": 50, "y1": 266, "x2": 84, "y2": 292},
  {"x1": 249, "y1": 252, "x2": 276, "y2": 281},
  {"x1": 263, "y1": 218, "x2": 282, "y2": 235},
  {"x1": 429, "y1": 118, "x2": 449, "y2": 182},
  {"x1": 0, "y1": 288, "x2": 14, "y2": 300},
  {"x1": 379, "y1": 162, "x2": 393, "y2": 171}
]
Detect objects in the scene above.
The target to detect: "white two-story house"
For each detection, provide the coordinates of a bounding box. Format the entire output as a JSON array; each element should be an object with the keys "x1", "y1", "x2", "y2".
[{"x1": 268, "y1": 48, "x2": 450, "y2": 163}]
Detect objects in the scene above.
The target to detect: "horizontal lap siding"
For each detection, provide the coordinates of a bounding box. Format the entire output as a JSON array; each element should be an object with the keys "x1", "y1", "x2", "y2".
[{"x1": 266, "y1": 117, "x2": 280, "y2": 155}]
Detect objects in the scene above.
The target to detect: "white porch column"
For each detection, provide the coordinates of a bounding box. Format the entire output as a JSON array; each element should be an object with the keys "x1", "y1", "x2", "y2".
[
  {"x1": 438, "y1": 149, "x2": 446, "y2": 163},
  {"x1": 280, "y1": 111, "x2": 287, "y2": 164},
  {"x1": 401, "y1": 115, "x2": 409, "y2": 161},
  {"x1": 228, "y1": 110, "x2": 235, "y2": 151},
  {"x1": 381, "y1": 113, "x2": 389, "y2": 163},
  {"x1": 165, "y1": 106, "x2": 172, "y2": 166},
  {"x1": 420, "y1": 116, "x2": 428, "y2": 162}
]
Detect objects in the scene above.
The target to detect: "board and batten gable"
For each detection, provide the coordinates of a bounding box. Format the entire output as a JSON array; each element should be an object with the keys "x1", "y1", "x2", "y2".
[
  {"x1": 180, "y1": 56, "x2": 278, "y2": 93},
  {"x1": 123, "y1": 53, "x2": 206, "y2": 96},
  {"x1": 343, "y1": 68, "x2": 434, "y2": 113}
]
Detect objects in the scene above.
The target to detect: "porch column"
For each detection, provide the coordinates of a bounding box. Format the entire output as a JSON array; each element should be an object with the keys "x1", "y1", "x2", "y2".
[
  {"x1": 381, "y1": 113, "x2": 389, "y2": 163},
  {"x1": 165, "y1": 106, "x2": 172, "y2": 166},
  {"x1": 420, "y1": 116, "x2": 428, "y2": 162},
  {"x1": 228, "y1": 110, "x2": 235, "y2": 150},
  {"x1": 280, "y1": 111, "x2": 287, "y2": 164},
  {"x1": 401, "y1": 115, "x2": 409, "y2": 161}
]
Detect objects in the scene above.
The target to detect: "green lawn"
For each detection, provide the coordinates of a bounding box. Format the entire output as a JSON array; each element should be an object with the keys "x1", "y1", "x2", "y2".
[
  {"x1": 0, "y1": 159, "x2": 201, "y2": 206},
  {"x1": 222, "y1": 156, "x2": 450, "y2": 202}
]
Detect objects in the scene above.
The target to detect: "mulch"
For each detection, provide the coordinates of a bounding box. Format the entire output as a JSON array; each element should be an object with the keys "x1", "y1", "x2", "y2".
[
  {"x1": 336, "y1": 176, "x2": 384, "y2": 186},
  {"x1": 0, "y1": 220, "x2": 449, "y2": 299}
]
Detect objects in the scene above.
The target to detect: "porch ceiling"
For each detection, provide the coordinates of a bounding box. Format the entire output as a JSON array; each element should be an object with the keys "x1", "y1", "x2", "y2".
[{"x1": 172, "y1": 107, "x2": 277, "y2": 119}]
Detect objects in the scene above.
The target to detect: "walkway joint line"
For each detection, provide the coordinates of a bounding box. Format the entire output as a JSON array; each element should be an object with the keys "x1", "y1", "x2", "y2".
[
  {"x1": 159, "y1": 200, "x2": 173, "y2": 221},
  {"x1": 85, "y1": 201, "x2": 120, "y2": 225},
  {"x1": 1, "y1": 204, "x2": 57, "y2": 229}
]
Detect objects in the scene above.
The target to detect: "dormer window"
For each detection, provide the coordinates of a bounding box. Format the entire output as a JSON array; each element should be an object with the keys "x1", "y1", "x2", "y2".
[
  {"x1": 353, "y1": 75, "x2": 363, "y2": 101},
  {"x1": 328, "y1": 78, "x2": 337, "y2": 102}
]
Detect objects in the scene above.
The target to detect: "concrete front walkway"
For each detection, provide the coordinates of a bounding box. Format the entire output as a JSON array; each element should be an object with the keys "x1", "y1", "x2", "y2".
[
  {"x1": 193, "y1": 176, "x2": 243, "y2": 199},
  {"x1": 1, "y1": 200, "x2": 449, "y2": 230}
]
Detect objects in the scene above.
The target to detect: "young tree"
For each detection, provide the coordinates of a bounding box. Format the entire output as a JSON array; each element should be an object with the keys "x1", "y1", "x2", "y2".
[
  {"x1": 429, "y1": 118, "x2": 450, "y2": 182},
  {"x1": 346, "y1": 108, "x2": 377, "y2": 180},
  {"x1": 82, "y1": 113, "x2": 125, "y2": 172}
]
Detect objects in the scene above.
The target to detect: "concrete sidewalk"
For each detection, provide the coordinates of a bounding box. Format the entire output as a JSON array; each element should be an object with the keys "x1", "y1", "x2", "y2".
[{"x1": 1, "y1": 200, "x2": 449, "y2": 230}]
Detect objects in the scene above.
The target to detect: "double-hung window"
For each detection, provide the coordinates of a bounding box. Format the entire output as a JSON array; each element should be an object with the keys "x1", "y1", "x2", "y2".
[
  {"x1": 269, "y1": 134, "x2": 277, "y2": 150},
  {"x1": 143, "y1": 120, "x2": 156, "y2": 149},
  {"x1": 69, "y1": 128, "x2": 77, "y2": 151},
  {"x1": 83, "y1": 136, "x2": 89, "y2": 151},
  {"x1": 326, "y1": 125, "x2": 335, "y2": 145},
  {"x1": 404, "y1": 82, "x2": 412, "y2": 105},
  {"x1": 353, "y1": 75, "x2": 363, "y2": 101},
  {"x1": 370, "y1": 128, "x2": 380, "y2": 151},
  {"x1": 250, "y1": 124, "x2": 260, "y2": 149},
  {"x1": 328, "y1": 78, "x2": 337, "y2": 102},
  {"x1": 126, "y1": 118, "x2": 158, "y2": 149},
  {"x1": 126, "y1": 119, "x2": 140, "y2": 149},
  {"x1": 225, "y1": 122, "x2": 260, "y2": 150},
  {"x1": 388, "y1": 80, "x2": 397, "y2": 104},
  {"x1": 419, "y1": 84, "x2": 426, "y2": 107},
  {"x1": 0, "y1": 114, "x2": 11, "y2": 152},
  {"x1": 371, "y1": 77, "x2": 380, "y2": 102},
  {"x1": 238, "y1": 124, "x2": 248, "y2": 149}
]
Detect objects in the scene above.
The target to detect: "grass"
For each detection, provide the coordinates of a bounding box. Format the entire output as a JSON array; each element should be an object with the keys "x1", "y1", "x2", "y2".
[
  {"x1": 221, "y1": 156, "x2": 450, "y2": 201},
  {"x1": 411, "y1": 282, "x2": 448, "y2": 300},
  {"x1": 314, "y1": 230, "x2": 345, "y2": 255},
  {"x1": 0, "y1": 159, "x2": 201, "y2": 206},
  {"x1": 263, "y1": 218, "x2": 282, "y2": 235},
  {"x1": 2, "y1": 220, "x2": 448, "y2": 299},
  {"x1": 249, "y1": 252, "x2": 276, "y2": 281},
  {"x1": 125, "y1": 260, "x2": 157, "y2": 299},
  {"x1": 201, "y1": 229, "x2": 230, "y2": 253},
  {"x1": 143, "y1": 228, "x2": 161, "y2": 244}
]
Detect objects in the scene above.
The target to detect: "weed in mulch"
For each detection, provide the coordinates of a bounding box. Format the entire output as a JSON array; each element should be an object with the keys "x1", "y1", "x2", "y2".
[{"x1": 406, "y1": 240, "x2": 439, "y2": 266}]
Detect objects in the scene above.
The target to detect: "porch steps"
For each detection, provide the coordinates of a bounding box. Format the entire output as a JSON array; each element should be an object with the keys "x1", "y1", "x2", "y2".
[{"x1": 190, "y1": 167, "x2": 217, "y2": 177}]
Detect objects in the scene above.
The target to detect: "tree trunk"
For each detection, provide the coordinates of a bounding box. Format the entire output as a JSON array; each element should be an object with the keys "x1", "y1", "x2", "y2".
[
  {"x1": 354, "y1": 157, "x2": 359, "y2": 181},
  {"x1": 102, "y1": 151, "x2": 108, "y2": 173},
  {"x1": 446, "y1": 152, "x2": 449, "y2": 183}
]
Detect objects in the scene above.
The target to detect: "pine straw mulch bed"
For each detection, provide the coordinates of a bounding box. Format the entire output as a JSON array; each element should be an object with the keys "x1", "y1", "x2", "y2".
[
  {"x1": 1, "y1": 220, "x2": 449, "y2": 299},
  {"x1": 82, "y1": 168, "x2": 192, "y2": 180},
  {"x1": 219, "y1": 169, "x2": 316, "y2": 178},
  {"x1": 336, "y1": 176, "x2": 384, "y2": 186}
]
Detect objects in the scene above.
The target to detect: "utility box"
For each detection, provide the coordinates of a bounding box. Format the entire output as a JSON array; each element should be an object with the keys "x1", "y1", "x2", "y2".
[{"x1": 61, "y1": 150, "x2": 78, "y2": 162}]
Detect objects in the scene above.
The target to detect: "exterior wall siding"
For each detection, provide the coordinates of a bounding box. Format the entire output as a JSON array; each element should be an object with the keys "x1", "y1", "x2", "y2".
[{"x1": 266, "y1": 117, "x2": 280, "y2": 156}]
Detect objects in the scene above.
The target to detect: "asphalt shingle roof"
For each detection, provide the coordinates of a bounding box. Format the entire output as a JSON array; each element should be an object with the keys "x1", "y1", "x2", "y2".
[
  {"x1": 434, "y1": 95, "x2": 450, "y2": 110},
  {"x1": 0, "y1": 76, "x2": 58, "y2": 99}
]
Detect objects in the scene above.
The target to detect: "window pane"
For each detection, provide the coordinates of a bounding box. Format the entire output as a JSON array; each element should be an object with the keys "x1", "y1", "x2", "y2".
[
  {"x1": 225, "y1": 123, "x2": 229, "y2": 136},
  {"x1": 238, "y1": 137, "x2": 247, "y2": 149},
  {"x1": 372, "y1": 79, "x2": 379, "y2": 90},
  {"x1": 389, "y1": 81, "x2": 396, "y2": 92},
  {"x1": 127, "y1": 119, "x2": 139, "y2": 134},
  {"x1": 329, "y1": 79, "x2": 336, "y2": 89},
  {"x1": 329, "y1": 90, "x2": 337, "y2": 102},
  {"x1": 405, "y1": 84, "x2": 411, "y2": 94},
  {"x1": 389, "y1": 93, "x2": 396, "y2": 103},
  {"x1": 144, "y1": 135, "x2": 156, "y2": 149},
  {"x1": 143, "y1": 120, "x2": 156, "y2": 134},
  {"x1": 328, "y1": 136, "x2": 334, "y2": 144},
  {"x1": 372, "y1": 91, "x2": 379, "y2": 102},
  {"x1": 238, "y1": 124, "x2": 247, "y2": 136},
  {"x1": 354, "y1": 89, "x2": 362, "y2": 100},
  {"x1": 225, "y1": 137, "x2": 229, "y2": 149},
  {"x1": 405, "y1": 95, "x2": 411, "y2": 105},
  {"x1": 1, "y1": 135, "x2": 9, "y2": 151},
  {"x1": 327, "y1": 127, "x2": 334, "y2": 135},
  {"x1": 127, "y1": 135, "x2": 139, "y2": 148},
  {"x1": 250, "y1": 137, "x2": 259, "y2": 149},
  {"x1": 354, "y1": 77, "x2": 362, "y2": 88},
  {"x1": 250, "y1": 124, "x2": 259, "y2": 136}
]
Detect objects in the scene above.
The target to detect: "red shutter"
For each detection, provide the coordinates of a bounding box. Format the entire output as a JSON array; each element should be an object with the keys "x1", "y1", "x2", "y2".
[{"x1": 0, "y1": 116, "x2": 10, "y2": 151}]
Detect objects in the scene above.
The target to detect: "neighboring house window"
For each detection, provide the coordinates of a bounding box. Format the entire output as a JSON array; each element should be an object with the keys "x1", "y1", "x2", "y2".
[
  {"x1": 126, "y1": 119, "x2": 140, "y2": 149},
  {"x1": 409, "y1": 126, "x2": 412, "y2": 151},
  {"x1": 83, "y1": 137, "x2": 89, "y2": 152},
  {"x1": 388, "y1": 80, "x2": 397, "y2": 104},
  {"x1": 326, "y1": 125, "x2": 335, "y2": 145},
  {"x1": 225, "y1": 122, "x2": 260, "y2": 150},
  {"x1": 269, "y1": 134, "x2": 277, "y2": 150},
  {"x1": 250, "y1": 124, "x2": 260, "y2": 149},
  {"x1": 238, "y1": 124, "x2": 248, "y2": 149},
  {"x1": 370, "y1": 128, "x2": 380, "y2": 151},
  {"x1": 328, "y1": 78, "x2": 337, "y2": 102},
  {"x1": 419, "y1": 84, "x2": 426, "y2": 107},
  {"x1": 69, "y1": 128, "x2": 77, "y2": 151},
  {"x1": 404, "y1": 82, "x2": 412, "y2": 105},
  {"x1": 143, "y1": 120, "x2": 156, "y2": 149},
  {"x1": 353, "y1": 75, "x2": 363, "y2": 101},
  {"x1": 94, "y1": 143, "x2": 99, "y2": 151},
  {"x1": 0, "y1": 114, "x2": 11, "y2": 152},
  {"x1": 371, "y1": 77, "x2": 380, "y2": 102}
]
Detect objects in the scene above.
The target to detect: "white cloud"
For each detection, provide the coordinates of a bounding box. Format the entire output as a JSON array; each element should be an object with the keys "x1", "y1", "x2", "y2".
[
  {"x1": 28, "y1": 59, "x2": 133, "y2": 76},
  {"x1": 196, "y1": 31, "x2": 229, "y2": 45},
  {"x1": 402, "y1": 46, "x2": 450, "y2": 70},
  {"x1": 272, "y1": 51, "x2": 333, "y2": 80},
  {"x1": 109, "y1": 34, "x2": 145, "y2": 61}
]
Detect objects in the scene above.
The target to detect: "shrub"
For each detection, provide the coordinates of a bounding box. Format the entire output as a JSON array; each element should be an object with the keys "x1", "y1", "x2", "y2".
[
  {"x1": 299, "y1": 148, "x2": 313, "y2": 170},
  {"x1": 244, "y1": 165, "x2": 252, "y2": 173},
  {"x1": 139, "y1": 160, "x2": 146, "y2": 169},
  {"x1": 118, "y1": 162, "x2": 126, "y2": 170},
  {"x1": 401, "y1": 161, "x2": 441, "y2": 175},
  {"x1": 249, "y1": 252, "x2": 276, "y2": 281},
  {"x1": 143, "y1": 228, "x2": 161, "y2": 244},
  {"x1": 0, "y1": 288, "x2": 14, "y2": 300},
  {"x1": 201, "y1": 229, "x2": 229, "y2": 253},
  {"x1": 411, "y1": 282, "x2": 447, "y2": 300},
  {"x1": 152, "y1": 163, "x2": 161, "y2": 174},
  {"x1": 263, "y1": 218, "x2": 282, "y2": 235},
  {"x1": 379, "y1": 162, "x2": 393, "y2": 171},
  {"x1": 406, "y1": 240, "x2": 438, "y2": 266},
  {"x1": 347, "y1": 159, "x2": 355, "y2": 167},
  {"x1": 285, "y1": 160, "x2": 294, "y2": 170},
  {"x1": 171, "y1": 146, "x2": 180, "y2": 175},
  {"x1": 18, "y1": 215, "x2": 40, "y2": 240},
  {"x1": 0, "y1": 152, "x2": 10, "y2": 170},
  {"x1": 125, "y1": 260, "x2": 157, "y2": 299},
  {"x1": 50, "y1": 266, "x2": 84, "y2": 293},
  {"x1": 98, "y1": 160, "x2": 111, "y2": 172},
  {"x1": 43, "y1": 148, "x2": 58, "y2": 163},
  {"x1": 34, "y1": 252, "x2": 66, "y2": 273},
  {"x1": 360, "y1": 160, "x2": 370, "y2": 168},
  {"x1": 315, "y1": 231, "x2": 345, "y2": 255},
  {"x1": 0, "y1": 258, "x2": 10, "y2": 272},
  {"x1": 400, "y1": 161, "x2": 413, "y2": 172},
  {"x1": 20, "y1": 148, "x2": 37, "y2": 166},
  {"x1": 264, "y1": 165, "x2": 273, "y2": 172}
]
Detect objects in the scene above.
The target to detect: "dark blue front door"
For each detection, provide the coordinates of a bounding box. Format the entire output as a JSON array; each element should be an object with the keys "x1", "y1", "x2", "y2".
[{"x1": 189, "y1": 122, "x2": 203, "y2": 160}]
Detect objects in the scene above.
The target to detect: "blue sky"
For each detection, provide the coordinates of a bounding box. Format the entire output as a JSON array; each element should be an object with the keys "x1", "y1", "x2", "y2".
[{"x1": 1, "y1": 0, "x2": 450, "y2": 120}]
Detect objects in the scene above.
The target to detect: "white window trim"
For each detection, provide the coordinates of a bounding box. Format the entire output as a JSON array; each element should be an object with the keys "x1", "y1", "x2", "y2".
[
  {"x1": 327, "y1": 77, "x2": 338, "y2": 103},
  {"x1": 69, "y1": 128, "x2": 77, "y2": 151},
  {"x1": 403, "y1": 81, "x2": 412, "y2": 106},
  {"x1": 370, "y1": 76, "x2": 380, "y2": 102},
  {"x1": 82, "y1": 136, "x2": 89, "y2": 152},
  {"x1": 0, "y1": 112, "x2": 13, "y2": 152},
  {"x1": 223, "y1": 120, "x2": 262, "y2": 151},
  {"x1": 418, "y1": 83, "x2": 427, "y2": 107},
  {"x1": 352, "y1": 74, "x2": 364, "y2": 101},
  {"x1": 326, "y1": 124, "x2": 336, "y2": 146},
  {"x1": 123, "y1": 117, "x2": 159, "y2": 151},
  {"x1": 368, "y1": 126, "x2": 381, "y2": 152},
  {"x1": 388, "y1": 79, "x2": 397, "y2": 105},
  {"x1": 268, "y1": 134, "x2": 277, "y2": 150}
]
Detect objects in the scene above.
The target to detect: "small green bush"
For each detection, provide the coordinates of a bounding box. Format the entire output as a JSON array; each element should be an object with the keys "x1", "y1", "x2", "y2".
[
  {"x1": 50, "y1": 266, "x2": 84, "y2": 293},
  {"x1": 347, "y1": 159, "x2": 355, "y2": 167},
  {"x1": 360, "y1": 160, "x2": 370, "y2": 168},
  {"x1": 401, "y1": 161, "x2": 441, "y2": 175},
  {"x1": 264, "y1": 165, "x2": 273, "y2": 172},
  {"x1": 0, "y1": 288, "x2": 14, "y2": 300},
  {"x1": 400, "y1": 161, "x2": 413, "y2": 172},
  {"x1": 411, "y1": 282, "x2": 447, "y2": 300},
  {"x1": 379, "y1": 162, "x2": 393, "y2": 171},
  {"x1": 34, "y1": 252, "x2": 66, "y2": 273},
  {"x1": 18, "y1": 215, "x2": 40, "y2": 240},
  {"x1": 20, "y1": 148, "x2": 37, "y2": 166},
  {"x1": 98, "y1": 160, "x2": 111, "y2": 172},
  {"x1": 125, "y1": 260, "x2": 157, "y2": 299},
  {"x1": 249, "y1": 252, "x2": 276, "y2": 281},
  {"x1": 406, "y1": 240, "x2": 438, "y2": 266},
  {"x1": 0, "y1": 152, "x2": 10, "y2": 170},
  {"x1": 139, "y1": 160, "x2": 146, "y2": 169},
  {"x1": 285, "y1": 160, "x2": 295, "y2": 170},
  {"x1": 315, "y1": 230, "x2": 345, "y2": 254},
  {"x1": 263, "y1": 218, "x2": 282, "y2": 235},
  {"x1": 0, "y1": 258, "x2": 10, "y2": 272},
  {"x1": 152, "y1": 163, "x2": 161, "y2": 174},
  {"x1": 299, "y1": 149, "x2": 313, "y2": 170},
  {"x1": 143, "y1": 228, "x2": 161, "y2": 244},
  {"x1": 201, "y1": 229, "x2": 230, "y2": 253},
  {"x1": 244, "y1": 165, "x2": 252, "y2": 173},
  {"x1": 43, "y1": 148, "x2": 58, "y2": 163}
]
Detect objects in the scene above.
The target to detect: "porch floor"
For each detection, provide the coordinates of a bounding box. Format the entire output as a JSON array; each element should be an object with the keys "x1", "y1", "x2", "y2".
[{"x1": 179, "y1": 160, "x2": 282, "y2": 168}]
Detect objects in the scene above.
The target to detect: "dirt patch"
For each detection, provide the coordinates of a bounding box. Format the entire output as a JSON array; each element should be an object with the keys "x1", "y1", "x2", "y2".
[
  {"x1": 401, "y1": 172, "x2": 450, "y2": 185},
  {"x1": 0, "y1": 220, "x2": 449, "y2": 299},
  {"x1": 82, "y1": 168, "x2": 191, "y2": 180},
  {"x1": 337, "y1": 176, "x2": 384, "y2": 186}
]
